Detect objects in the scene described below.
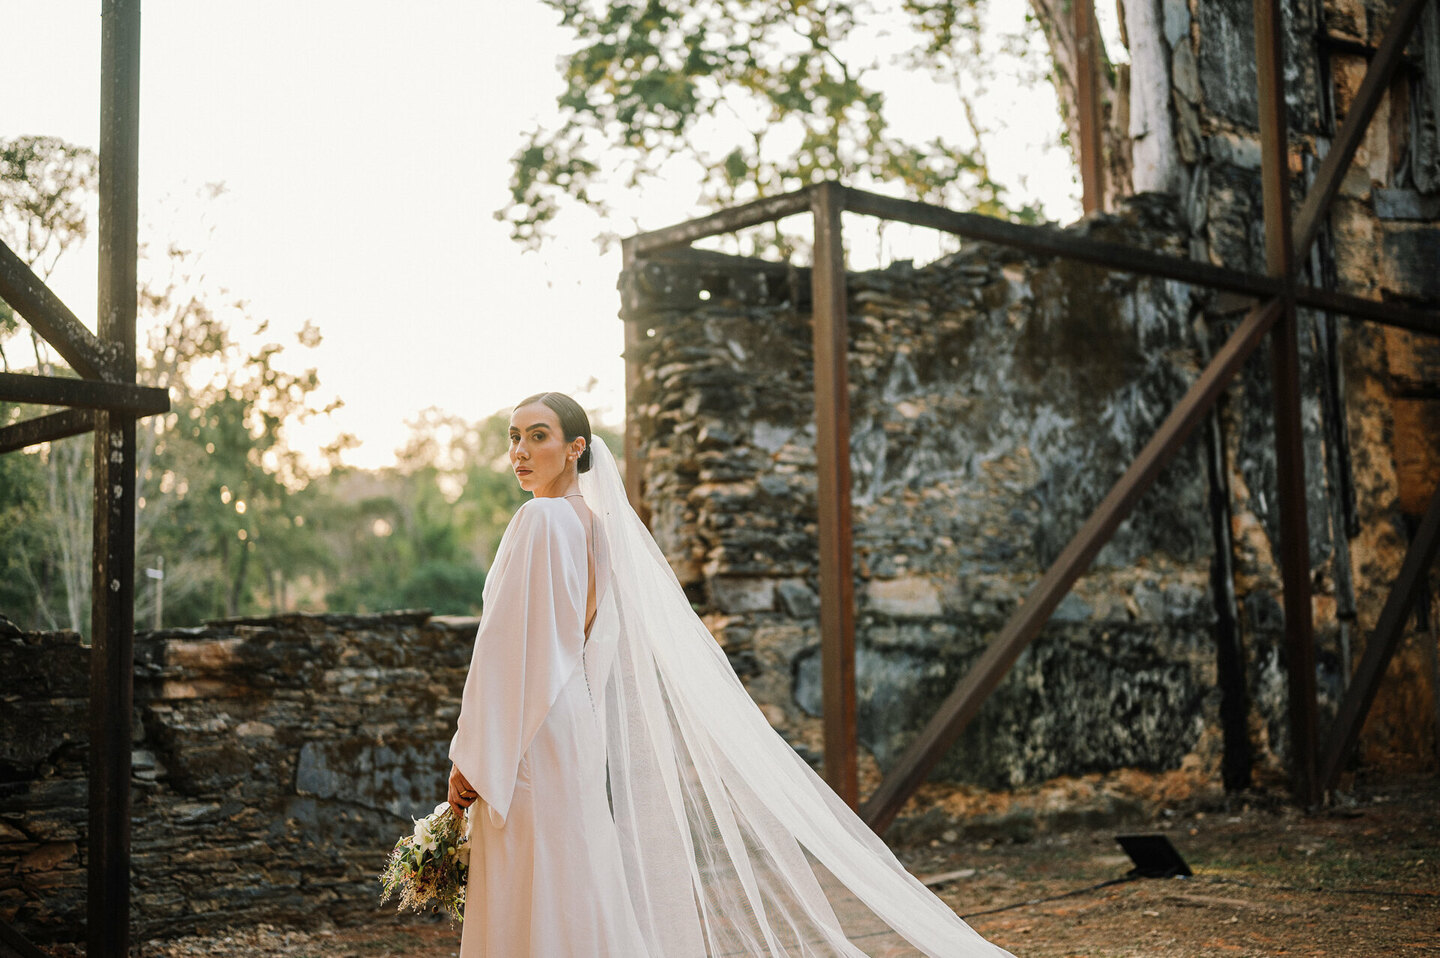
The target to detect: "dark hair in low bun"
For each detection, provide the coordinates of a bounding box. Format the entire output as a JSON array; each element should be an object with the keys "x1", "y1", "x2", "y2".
[{"x1": 516, "y1": 391, "x2": 593, "y2": 473}]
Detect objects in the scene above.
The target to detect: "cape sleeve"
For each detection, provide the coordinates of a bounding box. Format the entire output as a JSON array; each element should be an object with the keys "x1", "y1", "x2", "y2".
[{"x1": 448, "y1": 498, "x2": 587, "y2": 828}]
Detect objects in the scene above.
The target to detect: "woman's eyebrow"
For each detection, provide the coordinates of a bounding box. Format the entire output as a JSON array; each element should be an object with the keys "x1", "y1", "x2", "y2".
[{"x1": 524, "y1": 423, "x2": 549, "y2": 432}]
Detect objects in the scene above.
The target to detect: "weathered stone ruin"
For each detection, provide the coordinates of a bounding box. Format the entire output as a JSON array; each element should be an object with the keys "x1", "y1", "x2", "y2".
[
  {"x1": 1, "y1": 613, "x2": 474, "y2": 940},
  {"x1": 2, "y1": 0, "x2": 1437, "y2": 948},
  {"x1": 619, "y1": 0, "x2": 1440, "y2": 790}
]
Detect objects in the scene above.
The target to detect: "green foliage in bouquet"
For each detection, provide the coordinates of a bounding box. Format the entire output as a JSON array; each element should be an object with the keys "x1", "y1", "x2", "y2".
[{"x1": 379, "y1": 803, "x2": 471, "y2": 922}]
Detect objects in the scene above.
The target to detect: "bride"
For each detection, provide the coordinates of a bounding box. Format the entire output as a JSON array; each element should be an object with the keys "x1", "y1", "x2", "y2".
[{"x1": 447, "y1": 391, "x2": 1013, "y2": 957}]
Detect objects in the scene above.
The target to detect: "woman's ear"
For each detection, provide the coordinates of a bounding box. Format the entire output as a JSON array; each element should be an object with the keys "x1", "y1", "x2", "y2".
[{"x1": 570, "y1": 436, "x2": 586, "y2": 462}]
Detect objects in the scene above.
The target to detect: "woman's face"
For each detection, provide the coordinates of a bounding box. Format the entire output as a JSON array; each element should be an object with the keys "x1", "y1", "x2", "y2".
[{"x1": 508, "y1": 402, "x2": 584, "y2": 496}]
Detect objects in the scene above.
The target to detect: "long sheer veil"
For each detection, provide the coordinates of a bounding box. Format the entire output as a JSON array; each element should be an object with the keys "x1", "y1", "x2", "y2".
[{"x1": 578, "y1": 438, "x2": 1012, "y2": 957}]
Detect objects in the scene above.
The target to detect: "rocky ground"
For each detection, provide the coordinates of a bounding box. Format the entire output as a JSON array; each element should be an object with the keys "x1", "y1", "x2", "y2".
[{"x1": 35, "y1": 771, "x2": 1439, "y2": 957}]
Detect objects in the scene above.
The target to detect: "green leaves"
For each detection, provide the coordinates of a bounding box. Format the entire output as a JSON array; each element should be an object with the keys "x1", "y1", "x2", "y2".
[
  {"x1": 0, "y1": 136, "x2": 98, "y2": 279},
  {"x1": 498, "y1": 0, "x2": 1048, "y2": 252},
  {"x1": 311, "y1": 408, "x2": 527, "y2": 618},
  {"x1": 502, "y1": 0, "x2": 1035, "y2": 250}
]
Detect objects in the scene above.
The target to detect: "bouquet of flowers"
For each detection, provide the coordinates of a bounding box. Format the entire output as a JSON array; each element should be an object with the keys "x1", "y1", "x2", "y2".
[{"x1": 379, "y1": 802, "x2": 470, "y2": 922}]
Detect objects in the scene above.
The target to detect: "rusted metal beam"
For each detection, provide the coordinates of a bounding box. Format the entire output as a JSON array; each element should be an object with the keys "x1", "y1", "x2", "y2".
[
  {"x1": 623, "y1": 186, "x2": 1440, "y2": 337},
  {"x1": 810, "y1": 182, "x2": 859, "y2": 808},
  {"x1": 0, "y1": 409, "x2": 95, "y2": 454},
  {"x1": 1255, "y1": 0, "x2": 1320, "y2": 807},
  {"x1": 0, "y1": 239, "x2": 114, "y2": 382},
  {"x1": 841, "y1": 187, "x2": 1284, "y2": 300},
  {"x1": 628, "y1": 188, "x2": 813, "y2": 257},
  {"x1": 1295, "y1": 287, "x2": 1440, "y2": 337},
  {"x1": 1269, "y1": 302, "x2": 1321, "y2": 806},
  {"x1": 1293, "y1": 0, "x2": 1429, "y2": 261},
  {"x1": 1074, "y1": 0, "x2": 1105, "y2": 214},
  {"x1": 861, "y1": 299, "x2": 1285, "y2": 834},
  {"x1": 1320, "y1": 480, "x2": 1440, "y2": 791},
  {"x1": 619, "y1": 238, "x2": 648, "y2": 521},
  {"x1": 0, "y1": 371, "x2": 167, "y2": 414},
  {"x1": 90, "y1": 0, "x2": 141, "y2": 954},
  {"x1": 844, "y1": 188, "x2": 1440, "y2": 336}
]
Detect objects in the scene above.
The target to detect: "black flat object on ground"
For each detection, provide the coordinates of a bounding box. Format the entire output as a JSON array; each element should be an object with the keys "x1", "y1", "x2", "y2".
[{"x1": 1115, "y1": 834, "x2": 1193, "y2": 878}]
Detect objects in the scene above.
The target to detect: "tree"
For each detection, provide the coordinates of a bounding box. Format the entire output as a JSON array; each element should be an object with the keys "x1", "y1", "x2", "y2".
[
  {"x1": 500, "y1": 0, "x2": 1039, "y2": 249},
  {"x1": 0, "y1": 418, "x2": 53, "y2": 626},
  {"x1": 0, "y1": 136, "x2": 98, "y2": 370},
  {"x1": 0, "y1": 136, "x2": 101, "y2": 630},
  {"x1": 0, "y1": 142, "x2": 339, "y2": 630},
  {"x1": 134, "y1": 291, "x2": 340, "y2": 624},
  {"x1": 499, "y1": 0, "x2": 1153, "y2": 248},
  {"x1": 314, "y1": 406, "x2": 622, "y2": 617},
  {"x1": 317, "y1": 409, "x2": 523, "y2": 616}
]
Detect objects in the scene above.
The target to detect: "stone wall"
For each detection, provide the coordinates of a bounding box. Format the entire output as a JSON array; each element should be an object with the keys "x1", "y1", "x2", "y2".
[
  {"x1": 622, "y1": 199, "x2": 1235, "y2": 788},
  {"x1": 621, "y1": 150, "x2": 1438, "y2": 790},
  {"x1": 1175, "y1": 0, "x2": 1440, "y2": 771},
  {"x1": 4, "y1": 0, "x2": 1436, "y2": 946},
  {"x1": 0, "y1": 611, "x2": 475, "y2": 943}
]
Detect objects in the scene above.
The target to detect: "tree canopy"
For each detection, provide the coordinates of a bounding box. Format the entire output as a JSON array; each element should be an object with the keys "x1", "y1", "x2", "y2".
[
  {"x1": 0, "y1": 136, "x2": 548, "y2": 633},
  {"x1": 498, "y1": 0, "x2": 1075, "y2": 249}
]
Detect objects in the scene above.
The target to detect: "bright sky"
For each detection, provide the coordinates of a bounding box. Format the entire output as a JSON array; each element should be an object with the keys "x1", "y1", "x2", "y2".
[{"x1": 2, "y1": 0, "x2": 1084, "y2": 470}]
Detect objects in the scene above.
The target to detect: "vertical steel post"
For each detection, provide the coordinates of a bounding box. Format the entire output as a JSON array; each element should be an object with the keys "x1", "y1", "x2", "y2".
[
  {"x1": 809, "y1": 183, "x2": 858, "y2": 807},
  {"x1": 620, "y1": 239, "x2": 646, "y2": 518},
  {"x1": 1074, "y1": 0, "x2": 1105, "y2": 214},
  {"x1": 90, "y1": 1, "x2": 140, "y2": 954},
  {"x1": 1254, "y1": 0, "x2": 1319, "y2": 806}
]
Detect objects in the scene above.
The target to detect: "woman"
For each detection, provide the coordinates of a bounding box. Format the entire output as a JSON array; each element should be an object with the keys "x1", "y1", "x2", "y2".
[{"x1": 448, "y1": 392, "x2": 1012, "y2": 957}]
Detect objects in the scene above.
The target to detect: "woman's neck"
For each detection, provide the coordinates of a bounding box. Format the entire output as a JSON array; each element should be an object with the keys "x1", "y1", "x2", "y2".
[{"x1": 532, "y1": 475, "x2": 581, "y2": 499}]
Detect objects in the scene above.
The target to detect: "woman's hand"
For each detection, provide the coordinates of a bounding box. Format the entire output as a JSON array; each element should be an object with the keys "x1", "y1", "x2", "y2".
[{"x1": 448, "y1": 763, "x2": 478, "y2": 820}]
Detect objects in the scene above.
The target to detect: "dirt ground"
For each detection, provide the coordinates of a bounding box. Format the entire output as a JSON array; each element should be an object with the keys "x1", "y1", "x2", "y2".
[
  {"x1": 45, "y1": 772, "x2": 1440, "y2": 957},
  {"x1": 922, "y1": 772, "x2": 1440, "y2": 957}
]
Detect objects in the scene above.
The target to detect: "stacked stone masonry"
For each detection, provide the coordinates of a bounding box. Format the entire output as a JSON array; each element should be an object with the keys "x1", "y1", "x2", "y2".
[
  {"x1": 1183, "y1": 0, "x2": 1440, "y2": 768},
  {"x1": 622, "y1": 205, "x2": 1242, "y2": 789},
  {"x1": 3, "y1": 0, "x2": 1437, "y2": 947},
  {"x1": 621, "y1": 0, "x2": 1440, "y2": 787},
  {"x1": 0, "y1": 612, "x2": 475, "y2": 942}
]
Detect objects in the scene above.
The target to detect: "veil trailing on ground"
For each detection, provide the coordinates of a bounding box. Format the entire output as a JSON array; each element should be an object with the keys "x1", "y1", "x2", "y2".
[{"x1": 577, "y1": 438, "x2": 1012, "y2": 957}]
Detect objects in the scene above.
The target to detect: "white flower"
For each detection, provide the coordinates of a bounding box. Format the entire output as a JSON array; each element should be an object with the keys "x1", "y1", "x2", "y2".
[{"x1": 412, "y1": 818, "x2": 437, "y2": 853}]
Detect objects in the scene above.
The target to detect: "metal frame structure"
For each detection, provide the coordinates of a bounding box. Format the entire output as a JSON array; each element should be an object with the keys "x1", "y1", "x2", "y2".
[
  {"x1": 620, "y1": 0, "x2": 1440, "y2": 831},
  {"x1": 0, "y1": 2, "x2": 154, "y2": 955},
  {"x1": 0, "y1": 1, "x2": 1431, "y2": 953}
]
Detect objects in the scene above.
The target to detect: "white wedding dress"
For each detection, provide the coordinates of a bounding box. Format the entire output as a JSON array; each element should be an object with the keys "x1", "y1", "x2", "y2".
[
  {"x1": 449, "y1": 440, "x2": 1012, "y2": 957},
  {"x1": 451, "y1": 496, "x2": 648, "y2": 954}
]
